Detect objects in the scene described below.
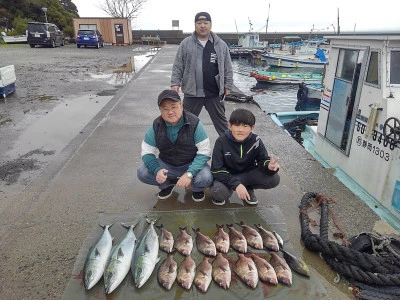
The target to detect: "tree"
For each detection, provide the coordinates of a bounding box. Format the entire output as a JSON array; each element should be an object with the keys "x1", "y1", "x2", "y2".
[{"x1": 99, "y1": 0, "x2": 148, "y2": 19}]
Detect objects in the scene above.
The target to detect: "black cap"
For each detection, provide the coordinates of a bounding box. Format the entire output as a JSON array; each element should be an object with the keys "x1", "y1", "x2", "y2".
[
  {"x1": 194, "y1": 12, "x2": 211, "y2": 23},
  {"x1": 157, "y1": 89, "x2": 181, "y2": 106}
]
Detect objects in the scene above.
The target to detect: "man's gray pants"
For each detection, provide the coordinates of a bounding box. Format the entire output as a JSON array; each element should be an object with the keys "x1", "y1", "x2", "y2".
[{"x1": 183, "y1": 95, "x2": 228, "y2": 136}]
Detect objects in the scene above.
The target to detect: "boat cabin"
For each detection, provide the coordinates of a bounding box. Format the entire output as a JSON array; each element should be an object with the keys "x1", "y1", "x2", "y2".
[{"x1": 315, "y1": 35, "x2": 400, "y2": 224}]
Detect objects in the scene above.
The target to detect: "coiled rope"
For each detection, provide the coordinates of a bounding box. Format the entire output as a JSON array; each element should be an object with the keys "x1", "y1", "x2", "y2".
[{"x1": 299, "y1": 192, "x2": 400, "y2": 292}]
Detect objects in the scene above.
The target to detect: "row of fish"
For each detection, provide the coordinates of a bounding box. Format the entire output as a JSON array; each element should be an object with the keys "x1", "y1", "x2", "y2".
[
  {"x1": 82, "y1": 219, "x2": 309, "y2": 294},
  {"x1": 158, "y1": 250, "x2": 292, "y2": 292},
  {"x1": 159, "y1": 221, "x2": 282, "y2": 256}
]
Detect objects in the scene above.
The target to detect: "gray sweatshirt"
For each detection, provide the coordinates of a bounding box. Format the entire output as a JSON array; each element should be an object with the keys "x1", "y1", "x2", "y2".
[{"x1": 171, "y1": 32, "x2": 234, "y2": 97}]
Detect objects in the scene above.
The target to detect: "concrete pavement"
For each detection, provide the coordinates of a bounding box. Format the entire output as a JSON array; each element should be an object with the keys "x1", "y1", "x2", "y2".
[{"x1": 0, "y1": 44, "x2": 392, "y2": 299}]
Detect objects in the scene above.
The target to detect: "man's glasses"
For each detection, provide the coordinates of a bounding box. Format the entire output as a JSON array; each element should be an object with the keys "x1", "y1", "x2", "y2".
[
  {"x1": 160, "y1": 104, "x2": 181, "y2": 113},
  {"x1": 196, "y1": 20, "x2": 210, "y2": 25}
]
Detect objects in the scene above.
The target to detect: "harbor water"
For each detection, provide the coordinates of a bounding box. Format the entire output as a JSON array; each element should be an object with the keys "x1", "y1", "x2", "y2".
[{"x1": 232, "y1": 57, "x2": 323, "y2": 113}]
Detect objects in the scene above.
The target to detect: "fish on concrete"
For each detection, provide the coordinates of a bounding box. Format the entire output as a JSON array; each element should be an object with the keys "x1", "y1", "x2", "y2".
[
  {"x1": 280, "y1": 248, "x2": 310, "y2": 277},
  {"x1": 157, "y1": 253, "x2": 177, "y2": 290},
  {"x1": 272, "y1": 231, "x2": 284, "y2": 250},
  {"x1": 194, "y1": 256, "x2": 213, "y2": 293},
  {"x1": 104, "y1": 221, "x2": 139, "y2": 294},
  {"x1": 213, "y1": 224, "x2": 230, "y2": 254},
  {"x1": 83, "y1": 223, "x2": 114, "y2": 290},
  {"x1": 131, "y1": 218, "x2": 160, "y2": 288},
  {"x1": 174, "y1": 227, "x2": 193, "y2": 256},
  {"x1": 226, "y1": 223, "x2": 247, "y2": 253},
  {"x1": 250, "y1": 253, "x2": 278, "y2": 285},
  {"x1": 192, "y1": 227, "x2": 216, "y2": 257},
  {"x1": 236, "y1": 221, "x2": 263, "y2": 250},
  {"x1": 235, "y1": 253, "x2": 259, "y2": 288},
  {"x1": 212, "y1": 253, "x2": 231, "y2": 289},
  {"x1": 254, "y1": 224, "x2": 279, "y2": 252},
  {"x1": 176, "y1": 255, "x2": 196, "y2": 290},
  {"x1": 156, "y1": 224, "x2": 174, "y2": 253},
  {"x1": 269, "y1": 251, "x2": 292, "y2": 286}
]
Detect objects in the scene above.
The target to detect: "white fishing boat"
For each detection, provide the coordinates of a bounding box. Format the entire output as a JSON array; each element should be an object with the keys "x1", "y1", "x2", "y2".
[
  {"x1": 261, "y1": 48, "x2": 327, "y2": 69},
  {"x1": 313, "y1": 35, "x2": 400, "y2": 227}
]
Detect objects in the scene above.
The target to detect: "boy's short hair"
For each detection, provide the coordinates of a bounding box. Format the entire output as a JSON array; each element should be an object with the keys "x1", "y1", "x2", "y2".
[{"x1": 229, "y1": 109, "x2": 256, "y2": 126}]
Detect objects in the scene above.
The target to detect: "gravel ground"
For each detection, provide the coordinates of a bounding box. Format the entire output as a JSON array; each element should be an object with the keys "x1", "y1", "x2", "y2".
[{"x1": 0, "y1": 43, "x2": 156, "y2": 192}]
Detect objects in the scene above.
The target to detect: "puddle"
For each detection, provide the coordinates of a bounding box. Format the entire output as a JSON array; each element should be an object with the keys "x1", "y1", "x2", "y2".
[
  {"x1": 88, "y1": 54, "x2": 153, "y2": 87},
  {"x1": 6, "y1": 94, "x2": 113, "y2": 159}
]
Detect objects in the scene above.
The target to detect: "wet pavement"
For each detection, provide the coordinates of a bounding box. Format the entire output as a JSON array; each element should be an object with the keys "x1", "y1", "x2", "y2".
[{"x1": 0, "y1": 44, "x2": 397, "y2": 299}]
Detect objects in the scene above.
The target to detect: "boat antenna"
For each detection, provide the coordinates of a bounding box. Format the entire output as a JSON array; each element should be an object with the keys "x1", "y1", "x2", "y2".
[
  {"x1": 248, "y1": 17, "x2": 253, "y2": 32},
  {"x1": 337, "y1": 7, "x2": 340, "y2": 35},
  {"x1": 266, "y1": 3, "x2": 271, "y2": 35},
  {"x1": 234, "y1": 19, "x2": 239, "y2": 40}
]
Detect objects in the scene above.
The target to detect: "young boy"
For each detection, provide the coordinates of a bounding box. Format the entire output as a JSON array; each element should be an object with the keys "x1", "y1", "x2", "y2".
[{"x1": 210, "y1": 108, "x2": 280, "y2": 205}]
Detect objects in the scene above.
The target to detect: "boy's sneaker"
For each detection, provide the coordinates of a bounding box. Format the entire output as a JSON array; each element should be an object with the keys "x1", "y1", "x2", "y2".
[
  {"x1": 192, "y1": 191, "x2": 205, "y2": 202},
  {"x1": 245, "y1": 189, "x2": 258, "y2": 205},
  {"x1": 158, "y1": 185, "x2": 174, "y2": 200},
  {"x1": 211, "y1": 198, "x2": 226, "y2": 206}
]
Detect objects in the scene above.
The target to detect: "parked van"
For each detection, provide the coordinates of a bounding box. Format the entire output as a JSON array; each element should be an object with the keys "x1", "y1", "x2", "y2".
[{"x1": 27, "y1": 22, "x2": 65, "y2": 48}]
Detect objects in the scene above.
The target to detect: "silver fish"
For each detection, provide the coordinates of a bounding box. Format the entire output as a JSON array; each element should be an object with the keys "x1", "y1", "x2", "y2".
[
  {"x1": 156, "y1": 224, "x2": 174, "y2": 253},
  {"x1": 104, "y1": 221, "x2": 139, "y2": 294},
  {"x1": 194, "y1": 256, "x2": 212, "y2": 292},
  {"x1": 83, "y1": 223, "x2": 114, "y2": 290},
  {"x1": 176, "y1": 255, "x2": 196, "y2": 290},
  {"x1": 131, "y1": 218, "x2": 160, "y2": 288},
  {"x1": 157, "y1": 253, "x2": 177, "y2": 290},
  {"x1": 213, "y1": 224, "x2": 230, "y2": 254},
  {"x1": 174, "y1": 227, "x2": 193, "y2": 256},
  {"x1": 192, "y1": 227, "x2": 216, "y2": 257},
  {"x1": 272, "y1": 230, "x2": 284, "y2": 250}
]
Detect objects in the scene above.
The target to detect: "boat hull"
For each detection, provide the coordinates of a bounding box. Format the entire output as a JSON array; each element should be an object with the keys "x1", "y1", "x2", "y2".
[
  {"x1": 2, "y1": 35, "x2": 28, "y2": 44},
  {"x1": 261, "y1": 54, "x2": 326, "y2": 69}
]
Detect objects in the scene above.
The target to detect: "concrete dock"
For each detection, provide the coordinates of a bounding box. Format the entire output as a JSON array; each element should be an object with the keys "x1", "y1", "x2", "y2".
[{"x1": 0, "y1": 45, "x2": 395, "y2": 299}]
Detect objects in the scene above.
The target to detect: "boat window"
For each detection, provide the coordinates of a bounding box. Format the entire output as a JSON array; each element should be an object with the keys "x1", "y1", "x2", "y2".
[
  {"x1": 390, "y1": 50, "x2": 400, "y2": 84},
  {"x1": 336, "y1": 49, "x2": 358, "y2": 82},
  {"x1": 366, "y1": 51, "x2": 379, "y2": 85}
]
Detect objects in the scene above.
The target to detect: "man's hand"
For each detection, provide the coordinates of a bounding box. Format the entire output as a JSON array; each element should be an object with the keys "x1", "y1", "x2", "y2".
[
  {"x1": 171, "y1": 86, "x2": 180, "y2": 93},
  {"x1": 175, "y1": 173, "x2": 192, "y2": 188},
  {"x1": 156, "y1": 169, "x2": 168, "y2": 184},
  {"x1": 235, "y1": 184, "x2": 250, "y2": 201}
]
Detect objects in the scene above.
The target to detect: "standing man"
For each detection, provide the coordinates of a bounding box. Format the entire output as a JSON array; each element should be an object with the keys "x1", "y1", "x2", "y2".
[
  {"x1": 171, "y1": 12, "x2": 234, "y2": 136},
  {"x1": 137, "y1": 89, "x2": 213, "y2": 202}
]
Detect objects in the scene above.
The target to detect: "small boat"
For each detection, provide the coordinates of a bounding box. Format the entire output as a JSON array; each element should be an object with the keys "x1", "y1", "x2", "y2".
[
  {"x1": 0, "y1": 65, "x2": 16, "y2": 98},
  {"x1": 297, "y1": 82, "x2": 323, "y2": 102},
  {"x1": 261, "y1": 49, "x2": 327, "y2": 69},
  {"x1": 1, "y1": 34, "x2": 27, "y2": 44},
  {"x1": 250, "y1": 70, "x2": 323, "y2": 85}
]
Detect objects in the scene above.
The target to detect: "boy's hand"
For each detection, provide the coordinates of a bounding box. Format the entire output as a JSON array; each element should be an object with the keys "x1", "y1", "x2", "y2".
[
  {"x1": 235, "y1": 184, "x2": 250, "y2": 201},
  {"x1": 268, "y1": 155, "x2": 280, "y2": 171},
  {"x1": 156, "y1": 169, "x2": 168, "y2": 184}
]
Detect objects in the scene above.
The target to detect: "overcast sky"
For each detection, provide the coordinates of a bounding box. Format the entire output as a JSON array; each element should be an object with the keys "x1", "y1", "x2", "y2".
[{"x1": 72, "y1": 0, "x2": 400, "y2": 33}]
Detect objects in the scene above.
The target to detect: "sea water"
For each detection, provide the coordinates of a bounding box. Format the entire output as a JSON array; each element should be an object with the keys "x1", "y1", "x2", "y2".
[{"x1": 232, "y1": 58, "x2": 322, "y2": 113}]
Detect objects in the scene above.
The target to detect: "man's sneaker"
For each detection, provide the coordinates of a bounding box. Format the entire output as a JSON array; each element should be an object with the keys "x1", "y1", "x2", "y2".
[
  {"x1": 158, "y1": 185, "x2": 174, "y2": 200},
  {"x1": 211, "y1": 198, "x2": 226, "y2": 206},
  {"x1": 192, "y1": 191, "x2": 205, "y2": 202},
  {"x1": 245, "y1": 189, "x2": 258, "y2": 205}
]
